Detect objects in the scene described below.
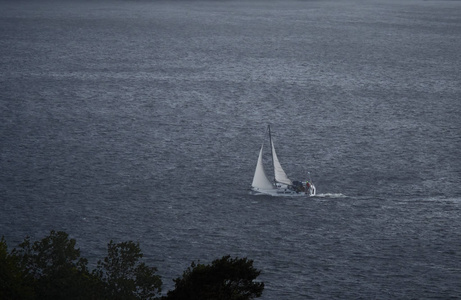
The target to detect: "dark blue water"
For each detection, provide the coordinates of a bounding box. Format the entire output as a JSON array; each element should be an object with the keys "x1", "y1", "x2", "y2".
[{"x1": 1, "y1": 0, "x2": 460, "y2": 298}]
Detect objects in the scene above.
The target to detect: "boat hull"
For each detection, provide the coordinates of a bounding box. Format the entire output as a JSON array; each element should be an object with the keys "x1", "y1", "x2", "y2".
[{"x1": 250, "y1": 184, "x2": 316, "y2": 197}]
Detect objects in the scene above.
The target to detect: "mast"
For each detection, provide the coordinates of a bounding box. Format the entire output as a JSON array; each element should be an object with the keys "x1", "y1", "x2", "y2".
[{"x1": 268, "y1": 125, "x2": 275, "y2": 184}]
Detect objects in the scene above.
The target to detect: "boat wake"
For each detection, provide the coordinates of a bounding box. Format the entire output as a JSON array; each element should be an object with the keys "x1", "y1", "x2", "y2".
[{"x1": 314, "y1": 193, "x2": 347, "y2": 198}]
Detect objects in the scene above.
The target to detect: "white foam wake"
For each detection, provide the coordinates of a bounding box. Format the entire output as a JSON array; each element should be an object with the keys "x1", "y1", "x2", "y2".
[{"x1": 314, "y1": 193, "x2": 347, "y2": 198}]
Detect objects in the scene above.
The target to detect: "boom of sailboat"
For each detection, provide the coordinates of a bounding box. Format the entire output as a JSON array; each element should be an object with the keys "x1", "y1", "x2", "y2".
[{"x1": 251, "y1": 125, "x2": 316, "y2": 197}]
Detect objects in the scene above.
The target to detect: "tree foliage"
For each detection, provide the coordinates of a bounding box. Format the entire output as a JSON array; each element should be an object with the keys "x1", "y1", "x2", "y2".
[
  {"x1": 0, "y1": 232, "x2": 264, "y2": 300},
  {"x1": 0, "y1": 237, "x2": 34, "y2": 300},
  {"x1": 1, "y1": 231, "x2": 162, "y2": 300},
  {"x1": 94, "y1": 240, "x2": 162, "y2": 300},
  {"x1": 166, "y1": 255, "x2": 264, "y2": 300},
  {"x1": 11, "y1": 231, "x2": 96, "y2": 300}
]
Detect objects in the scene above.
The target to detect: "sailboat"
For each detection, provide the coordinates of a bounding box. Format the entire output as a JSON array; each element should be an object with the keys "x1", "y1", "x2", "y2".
[{"x1": 251, "y1": 125, "x2": 316, "y2": 197}]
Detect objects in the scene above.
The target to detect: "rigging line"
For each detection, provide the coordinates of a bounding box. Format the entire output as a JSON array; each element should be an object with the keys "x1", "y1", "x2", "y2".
[{"x1": 268, "y1": 124, "x2": 276, "y2": 184}]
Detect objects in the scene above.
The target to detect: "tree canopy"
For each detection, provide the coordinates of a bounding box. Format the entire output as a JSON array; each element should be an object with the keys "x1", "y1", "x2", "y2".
[
  {"x1": 94, "y1": 240, "x2": 162, "y2": 300},
  {"x1": 0, "y1": 231, "x2": 264, "y2": 300},
  {"x1": 166, "y1": 255, "x2": 264, "y2": 300}
]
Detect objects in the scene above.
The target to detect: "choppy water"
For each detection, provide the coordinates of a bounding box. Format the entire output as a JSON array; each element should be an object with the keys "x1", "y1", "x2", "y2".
[{"x1": 1, "y1": 0, "x2": 460, "y2": 298}]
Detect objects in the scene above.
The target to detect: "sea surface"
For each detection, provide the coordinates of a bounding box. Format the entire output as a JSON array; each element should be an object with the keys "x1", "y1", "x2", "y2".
[{"x1": 1, "y1": 0, "x2": 460, "y2": 298}]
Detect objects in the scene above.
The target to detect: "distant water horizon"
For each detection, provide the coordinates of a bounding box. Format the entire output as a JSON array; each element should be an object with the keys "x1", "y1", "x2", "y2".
[{"x1": 1, "y1": 0, "x2": 460, "y2": 298}]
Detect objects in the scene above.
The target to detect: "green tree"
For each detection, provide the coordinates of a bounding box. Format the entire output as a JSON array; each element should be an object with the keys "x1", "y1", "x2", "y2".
[
  {"x1": 166, "y1": 255, "x2": 264, "y2": 300},
  {"x1": 12, "y1": 230, "x2": 100, "y2": 299},
  {"x1": 3, "y1": 231, "x2": 265, "y2": 300},
  {"x1": 0, "y1": 237, "x2": 34, "y2": 299},
  {"x1": 94, "y1": 240, "x2": 162, "y2": 300}
]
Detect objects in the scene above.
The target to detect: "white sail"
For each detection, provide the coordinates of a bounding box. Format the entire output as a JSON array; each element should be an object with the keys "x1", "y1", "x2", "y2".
[
  {"x1": 251, "y1": 144, "x2": 275, "y2": 190},
  {"x1": 271, "y1": 139, "x2": 293, "y2": 186}
]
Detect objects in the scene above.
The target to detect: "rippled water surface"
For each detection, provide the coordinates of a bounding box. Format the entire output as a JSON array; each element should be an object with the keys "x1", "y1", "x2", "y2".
[{"x1": 1, "y1": 0, "x2": 460, "y2": 298}]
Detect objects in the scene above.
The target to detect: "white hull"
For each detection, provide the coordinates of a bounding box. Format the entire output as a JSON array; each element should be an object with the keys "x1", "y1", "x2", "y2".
[{"x1": 251, "y1": 184, "x2": 316, "y2": 197}]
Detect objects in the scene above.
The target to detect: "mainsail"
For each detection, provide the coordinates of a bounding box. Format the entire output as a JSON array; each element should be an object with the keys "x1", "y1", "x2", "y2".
[
  {"x1": 251, "y1": 144, "x2": 275, "y2": 190},
  {"x1": 271, "y1": 139, "x2": 293, "y2": 185}
]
